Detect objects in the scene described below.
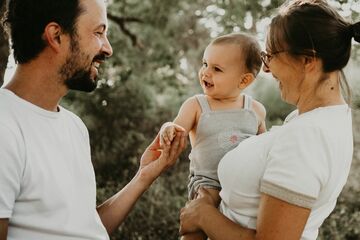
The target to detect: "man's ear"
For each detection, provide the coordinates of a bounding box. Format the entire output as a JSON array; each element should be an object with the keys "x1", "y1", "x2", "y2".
[
  {"x1": 42, "y1": 22, "x2": 64, "y2": 53},
  {"x1": 238, "y1": 73, "x2": 255, "y2": 89}
]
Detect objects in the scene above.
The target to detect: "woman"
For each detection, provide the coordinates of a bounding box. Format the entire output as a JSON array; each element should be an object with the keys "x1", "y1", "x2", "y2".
[{"x1": 179, "y1": 0, "x2": 360, "y2": 239}]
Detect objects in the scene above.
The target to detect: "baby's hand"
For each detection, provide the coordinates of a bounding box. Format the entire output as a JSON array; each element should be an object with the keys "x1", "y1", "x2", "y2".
[{"x1": 160, "y1": 122, "x2": 186, "y2": 146}]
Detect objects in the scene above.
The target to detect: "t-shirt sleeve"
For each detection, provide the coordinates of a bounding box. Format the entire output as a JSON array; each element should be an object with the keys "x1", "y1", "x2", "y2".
[
  {"x1": 0, "y1": 124, "x2": 24, "y2": 218},
  {"x1": 260, "y1": 126, "x2": 329, "y2": 209}
]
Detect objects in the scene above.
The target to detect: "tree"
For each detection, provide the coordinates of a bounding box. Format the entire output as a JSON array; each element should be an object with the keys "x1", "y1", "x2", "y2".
[{"x1": 0, "y1": 0, "x2": 9, "y2": 86}]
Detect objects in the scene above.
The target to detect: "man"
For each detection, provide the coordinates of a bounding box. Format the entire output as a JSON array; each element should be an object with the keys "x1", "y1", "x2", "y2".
[{"x1": 0, "y1": 0, "x2": 186, "y2": 239}]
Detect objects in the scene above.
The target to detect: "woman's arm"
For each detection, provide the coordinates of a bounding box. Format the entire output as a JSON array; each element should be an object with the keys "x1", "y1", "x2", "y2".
[
  {"x1": 0, "y1": 219, "x2": 8, "y2": 240},
  {"x1": 180, "y1": 189, "x2": 311, "y2": 240},
  {"x1": 255, "y1": 194, "x2": 311, "y2": 240}
]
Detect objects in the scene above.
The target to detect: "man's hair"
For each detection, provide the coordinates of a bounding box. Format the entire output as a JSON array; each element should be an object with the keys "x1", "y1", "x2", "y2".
[
  {"x1": 5, "y1": 0, "x2": 84, "y2": 64},
  {"x1": 211, "y1": 33, "x2": 262, "y2": 77}
]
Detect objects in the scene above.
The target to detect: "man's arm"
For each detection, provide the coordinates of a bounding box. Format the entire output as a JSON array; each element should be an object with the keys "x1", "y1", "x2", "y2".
[
  {"x1": 0, "y1": 219, "x2": 8, "y2": 240},
  {"x1": 97, "y1": 132, "x2": 186, "y2": 234}
]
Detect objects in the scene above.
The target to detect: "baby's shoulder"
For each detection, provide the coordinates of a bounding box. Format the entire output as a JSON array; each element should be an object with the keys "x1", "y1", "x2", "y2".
[{"x1": 250, "y1": 98, "x2": 266, "y2": 121}]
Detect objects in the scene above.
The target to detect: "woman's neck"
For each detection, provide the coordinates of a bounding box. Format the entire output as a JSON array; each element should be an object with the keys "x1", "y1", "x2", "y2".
[{"x1": 297, "y1": 71, "x2": 346, "y2": 114}]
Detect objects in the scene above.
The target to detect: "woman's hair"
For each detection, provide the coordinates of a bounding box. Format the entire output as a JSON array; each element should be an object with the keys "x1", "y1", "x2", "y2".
[
  {"x1": 267, "y1": 0, "x2": 360, "y2": 102},
  {"x1": 4, "y1": 0, "x2": 84, "y2": 64},
  {"x1": 211, "y1": 33, "x2": 262, "y2": 77}
]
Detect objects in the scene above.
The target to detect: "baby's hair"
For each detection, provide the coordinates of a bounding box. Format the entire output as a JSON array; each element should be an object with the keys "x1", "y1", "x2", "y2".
[{"x1": 211, "y1": 33, "x2": 262, "y2": 77}]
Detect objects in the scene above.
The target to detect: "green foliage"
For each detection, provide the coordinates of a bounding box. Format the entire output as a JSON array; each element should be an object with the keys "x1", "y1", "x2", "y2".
[
  {"x1": 250, "y1": 77, "x2": 295, "y2": 127},
  {"x1": 113, "y1": 158, "x2": 189, "y2": 240}
]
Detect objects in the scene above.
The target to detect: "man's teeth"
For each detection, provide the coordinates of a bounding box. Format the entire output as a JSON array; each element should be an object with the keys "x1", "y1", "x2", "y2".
[{"x1": 93, "y1": 62, "x2": 100, "y2": 68}]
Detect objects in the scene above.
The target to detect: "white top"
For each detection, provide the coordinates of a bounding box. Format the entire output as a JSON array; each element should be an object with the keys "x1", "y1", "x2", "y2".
[
  {"x1": 0, "y1": 89, "x2": 109, "y2": 240},
  {"x1": 218, "y1": 105, "x2": 353, "y2": 240}
]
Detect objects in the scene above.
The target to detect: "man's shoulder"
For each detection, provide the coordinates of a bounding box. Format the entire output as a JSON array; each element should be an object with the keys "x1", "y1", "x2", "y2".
[
  {"x1": 59, "y1": 106, "x2": 89, "y2": 136},
  {"x1": 0, "y1": 89, "x2": 21, "y2": 125}
]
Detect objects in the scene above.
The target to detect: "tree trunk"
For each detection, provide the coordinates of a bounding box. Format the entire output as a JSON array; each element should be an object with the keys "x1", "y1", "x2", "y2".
[{"x1": 0, "y1": 0, "x2": 9, "y2": 86}]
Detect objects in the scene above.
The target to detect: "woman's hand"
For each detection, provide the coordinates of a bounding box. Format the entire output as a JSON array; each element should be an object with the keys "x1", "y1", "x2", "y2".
[
  {"x1": 137, "y1": 132, "x2": 186, "y2": 187},
  {"x1": 179, "y1": 188, "x2": 217, "y2": 235}
]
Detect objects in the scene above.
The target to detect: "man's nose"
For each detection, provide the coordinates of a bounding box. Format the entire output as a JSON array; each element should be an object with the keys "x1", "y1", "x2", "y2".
[{"x1": 102, "y1": 36, "x2": 113, "y2": 57}]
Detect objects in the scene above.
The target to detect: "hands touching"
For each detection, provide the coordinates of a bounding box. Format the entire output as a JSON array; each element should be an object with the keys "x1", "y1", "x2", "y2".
[
  {"x1": 160, "y1": 122, "x2": 186, "y2": 146},
  {"x1": 138, "y1": 131, "x2": 187, "y2": 187}
]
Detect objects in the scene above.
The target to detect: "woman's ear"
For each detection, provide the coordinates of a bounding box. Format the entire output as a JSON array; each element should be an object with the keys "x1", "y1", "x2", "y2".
[
  {"x1": 42, "y1": 22, "x2": 64, "y2": 53},
  {"x1": 303, "y1": 55, "x2": 320, "y2": 73},
  {"x1": 238, "y1": 73, "x2": 255, "y2": 89}
]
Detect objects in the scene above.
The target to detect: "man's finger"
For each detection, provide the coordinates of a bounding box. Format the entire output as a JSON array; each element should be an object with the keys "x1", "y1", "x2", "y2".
[
  {"x1": 147, "y1": 133, "x2": 161, "y2": 151},
  {"x1": 167, "y1": 133, "x2": 182, "y2": 166}
]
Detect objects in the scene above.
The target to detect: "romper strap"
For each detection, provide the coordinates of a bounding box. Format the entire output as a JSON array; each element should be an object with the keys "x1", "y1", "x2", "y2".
[
  {"x1": 195, "y1": 94, "x2": 211, "y2": 113},
  {"x1": 243, "y1": 94, "x2": 253, "y2": 110}
]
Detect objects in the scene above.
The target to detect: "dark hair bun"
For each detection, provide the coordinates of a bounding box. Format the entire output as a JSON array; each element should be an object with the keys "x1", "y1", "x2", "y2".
[{"x1": 353, "y1": 22, "x2": 360, "y2": 43}]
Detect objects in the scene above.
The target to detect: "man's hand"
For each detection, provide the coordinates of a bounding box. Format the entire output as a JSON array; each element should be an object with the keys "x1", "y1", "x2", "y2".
[{"x1": 138, "y1": 131, "x2": 186, "y2": 186}]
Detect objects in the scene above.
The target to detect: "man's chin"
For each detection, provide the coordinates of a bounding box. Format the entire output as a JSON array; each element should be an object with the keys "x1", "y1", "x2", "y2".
[{"x1": 65, "y1": 77, "x2": 97, "y2": 92}]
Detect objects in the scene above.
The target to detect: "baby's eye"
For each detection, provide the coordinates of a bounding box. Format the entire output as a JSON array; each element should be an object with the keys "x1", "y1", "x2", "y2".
[
  {"x1": 214, "y1": 67, "x2": 222, "y2": 72},
  {"x1": 202, "y1": 62, "x2": 208, "y2": 67}
]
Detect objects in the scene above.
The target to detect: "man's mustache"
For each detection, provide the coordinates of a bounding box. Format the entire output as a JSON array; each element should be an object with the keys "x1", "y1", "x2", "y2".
[{"x1": 93, "y1": 53, "x2": 107, "y2": 62}]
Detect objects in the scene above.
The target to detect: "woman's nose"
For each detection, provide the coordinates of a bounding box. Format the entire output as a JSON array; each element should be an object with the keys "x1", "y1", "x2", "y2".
[{"x1": 262, "y1": 64, "x2": 270, "y2": 73}]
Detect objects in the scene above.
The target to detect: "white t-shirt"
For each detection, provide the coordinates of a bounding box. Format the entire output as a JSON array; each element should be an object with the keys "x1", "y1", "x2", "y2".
[
  {"x1": 218, "y1": 105, "x2": 353, "y2": 240},
  {"x1": 0, "y1": 89, "x2": 109, "y2": 240}
]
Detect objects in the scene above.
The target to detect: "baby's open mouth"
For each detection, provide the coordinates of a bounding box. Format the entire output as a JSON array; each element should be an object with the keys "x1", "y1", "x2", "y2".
[{"x1": 203, "y1": 80, "x2": 214, "y2": 88}]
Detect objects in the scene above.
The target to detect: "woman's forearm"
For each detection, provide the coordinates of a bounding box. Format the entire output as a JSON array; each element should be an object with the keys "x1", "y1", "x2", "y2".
[{"x1": 198, "y1": 205, "x2": 256, "y2": 240}]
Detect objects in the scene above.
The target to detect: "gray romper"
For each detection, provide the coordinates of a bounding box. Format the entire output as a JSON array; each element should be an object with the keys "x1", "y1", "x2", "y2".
[{"x1": 188, "y1": 94, "x2": 259, "y2": 199}]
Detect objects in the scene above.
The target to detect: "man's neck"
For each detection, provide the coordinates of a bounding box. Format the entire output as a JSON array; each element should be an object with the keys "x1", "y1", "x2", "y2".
[{"x1": 5, "y1": 61, "x2": 67, "y2": 112}]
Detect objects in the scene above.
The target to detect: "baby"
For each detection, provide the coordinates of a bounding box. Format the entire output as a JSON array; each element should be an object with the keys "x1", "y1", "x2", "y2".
[{"x1": 160, "y1": 33, "x2": 266, "y2": 239}]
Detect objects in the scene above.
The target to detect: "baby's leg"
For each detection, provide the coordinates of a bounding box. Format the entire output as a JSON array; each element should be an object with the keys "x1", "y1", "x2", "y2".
[
  {"x1": 203, "y1": 188, "x2": 221, "y2": 206},
  {"x1": 181, "y1": 189, "x2": 220, "y2": 240}
]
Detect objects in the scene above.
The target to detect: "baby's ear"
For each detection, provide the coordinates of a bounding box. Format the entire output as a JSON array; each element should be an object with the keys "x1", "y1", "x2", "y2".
[{"x1": 238, "y1": 73, "x2": 255, "y2": 89}]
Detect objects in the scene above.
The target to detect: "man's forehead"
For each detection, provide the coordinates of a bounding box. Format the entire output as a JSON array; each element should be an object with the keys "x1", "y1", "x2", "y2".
[
  {"x1": 79, "y1": 0, "x2": 107, "y2": 15},
  {"x1": 78, "y1": 0, "x2": 108, "y2": 24}
]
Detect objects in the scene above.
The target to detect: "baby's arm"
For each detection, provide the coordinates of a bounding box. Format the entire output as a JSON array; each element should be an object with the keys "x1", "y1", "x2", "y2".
[
  {"x1": 160, "y1": 96, "x2": 200, "y2": 145},
  {"x1": 252, "y1": 99, "x2": 267, "y2": 134},
  {"x1": 160, "y1": 122, "x2": 185, "y2": 145}
]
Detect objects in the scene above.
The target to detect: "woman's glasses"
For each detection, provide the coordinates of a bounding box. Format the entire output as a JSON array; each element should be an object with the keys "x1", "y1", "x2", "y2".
[{"x1": 260, "y1": 50, "x2": 287, "y2": 68}]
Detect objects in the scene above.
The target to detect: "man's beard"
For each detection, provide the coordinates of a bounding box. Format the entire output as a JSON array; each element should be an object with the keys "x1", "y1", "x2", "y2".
[{"x1": 60, "y1": 36, "x2": 105, "y2": 92}]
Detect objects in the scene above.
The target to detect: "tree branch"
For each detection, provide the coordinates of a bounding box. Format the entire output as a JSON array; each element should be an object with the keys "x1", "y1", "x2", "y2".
[{"x1": 107, "y1": 13, "x2": 144, "y2": 49}]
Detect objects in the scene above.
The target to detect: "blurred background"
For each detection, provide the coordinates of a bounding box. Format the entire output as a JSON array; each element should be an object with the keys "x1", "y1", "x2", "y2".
[{"x1": 1, "y1": 0, "x2": 360, "y2": 239}]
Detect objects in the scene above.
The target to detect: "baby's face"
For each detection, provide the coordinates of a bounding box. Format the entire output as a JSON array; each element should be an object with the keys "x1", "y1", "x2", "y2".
[{"x1": 199, "y1": 43, "x2": 246, "y2": 99}]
